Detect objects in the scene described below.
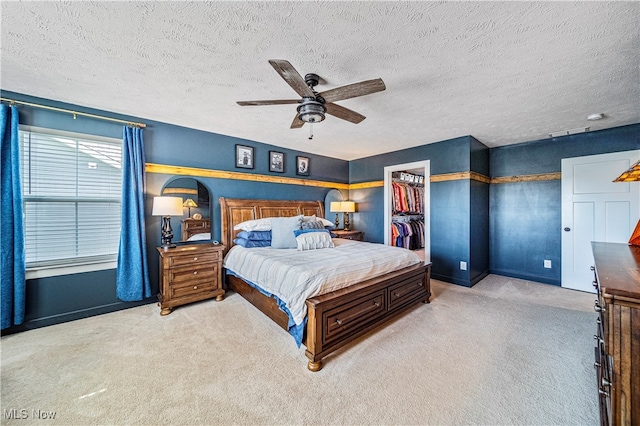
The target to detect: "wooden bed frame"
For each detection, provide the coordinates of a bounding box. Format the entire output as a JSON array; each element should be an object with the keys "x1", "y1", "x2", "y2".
[{"x1": 219, "y1": 197, "x2": 432, "y2": 371}]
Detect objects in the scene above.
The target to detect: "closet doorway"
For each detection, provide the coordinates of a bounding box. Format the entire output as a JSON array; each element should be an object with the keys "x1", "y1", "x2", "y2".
[{"x1": 384, "y1": 160, "x2": 430, "y2": 263}]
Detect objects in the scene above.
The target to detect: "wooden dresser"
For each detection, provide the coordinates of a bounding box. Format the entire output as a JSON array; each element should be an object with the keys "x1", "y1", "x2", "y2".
[
  {"x1": 591, "y1": 242, "x2": 640, "y2": 426},
  {"x1": 181, "y1": 218, "x2": 210, "y2": 241},
  {"x1": 157, "y1": 243, "x2": 225, "y2": 316}
]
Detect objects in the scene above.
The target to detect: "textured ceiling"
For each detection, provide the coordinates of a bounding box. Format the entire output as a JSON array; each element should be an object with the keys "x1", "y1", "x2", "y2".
[{"x1": 1, "y1": 1, "x2": 639, "y2": 160}]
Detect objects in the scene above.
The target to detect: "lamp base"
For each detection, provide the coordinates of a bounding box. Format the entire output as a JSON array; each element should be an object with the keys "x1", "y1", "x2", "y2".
[{"x1": 161, "y1": 216, "x2": 175, "y2": 249}]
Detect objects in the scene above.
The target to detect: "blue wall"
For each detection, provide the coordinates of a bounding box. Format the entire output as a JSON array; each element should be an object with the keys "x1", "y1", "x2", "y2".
[
  {"x1": 489, "y1": 124, "x2": 639, "y2": 285},
  {"x1": 349, "y1": 136, "x2": 490, "y2": 286},
  {"x1": 2, "y1": 90, "x2": 349, "y2": 333}
]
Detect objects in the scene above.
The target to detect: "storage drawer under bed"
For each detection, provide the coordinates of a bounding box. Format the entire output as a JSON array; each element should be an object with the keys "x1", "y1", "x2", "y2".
[{"x1": 323, "y1": 290, "x2": 387, "y2": 344}]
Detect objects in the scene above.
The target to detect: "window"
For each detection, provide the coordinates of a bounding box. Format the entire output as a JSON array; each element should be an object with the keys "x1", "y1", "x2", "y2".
[{"x1": 20, "y1": 126, "x2": 122, "y2": 274}]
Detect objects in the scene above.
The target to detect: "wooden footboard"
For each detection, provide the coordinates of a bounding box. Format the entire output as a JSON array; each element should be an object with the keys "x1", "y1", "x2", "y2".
[
  {"x1": 304, "y1": 262, "x2": 431, "y2": 371},
  {"x1": 226, "y1": 262, "x2": 431, "y2": 372}
]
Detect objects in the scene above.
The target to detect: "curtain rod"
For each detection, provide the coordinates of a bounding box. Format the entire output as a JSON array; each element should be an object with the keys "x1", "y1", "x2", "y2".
[{"x1": 0, "y1": 97, "x2": 146, "y2": 128}]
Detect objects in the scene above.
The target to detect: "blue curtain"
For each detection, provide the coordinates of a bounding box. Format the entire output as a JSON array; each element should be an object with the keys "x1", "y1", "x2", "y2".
[
  {"x1": 116, "y1": 126, "x2": 151, "y2": 301},
  {"x1": 1, "y1": 105, "x2": 26, "y2": 329}
]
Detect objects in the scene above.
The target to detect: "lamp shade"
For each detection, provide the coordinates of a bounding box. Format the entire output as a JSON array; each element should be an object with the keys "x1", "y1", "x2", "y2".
[
  {"x1": 341, "y1": 201, "x2": 356, "y2": 213},
  {"x1": 330, "y1": 201, "x2": 342, "y2": 213},
  {"x1": 614, "y1": 160, "x2": 640, "y2": 182},
  {"x1": 152, "y1": 196, "x2": 183, "y2": 216},
  {"x1": 182, "y1": 198, "x2": 198, "y2": 208}
]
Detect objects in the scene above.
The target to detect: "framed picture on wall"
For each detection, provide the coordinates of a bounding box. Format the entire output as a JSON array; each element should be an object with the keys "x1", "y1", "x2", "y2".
[
  {"x1": 235, "y1": 145, "x2": 254, "y2": 169},
  {"x1": 296, "y1": 156, "x2": 310, "y2": 176},
  {"x1": 269, "y1": 151, "x2": 284, "y2": 173}
]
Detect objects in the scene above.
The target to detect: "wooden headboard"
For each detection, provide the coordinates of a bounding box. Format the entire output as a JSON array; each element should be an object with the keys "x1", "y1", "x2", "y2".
[{"x1": 219, "y1": 197, "x2": 324, "y2": 253}]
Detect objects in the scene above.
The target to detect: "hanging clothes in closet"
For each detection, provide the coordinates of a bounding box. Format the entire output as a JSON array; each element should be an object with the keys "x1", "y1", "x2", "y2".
[{"x1": 391, "y1": 180, "x2": 425, "y2": 250}]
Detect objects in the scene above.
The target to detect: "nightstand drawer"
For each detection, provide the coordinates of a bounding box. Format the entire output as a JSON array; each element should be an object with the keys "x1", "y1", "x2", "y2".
[
  {"x1": 170, "y1": 279, "x2": 217, "y2": 299},
  {"x1": 169, "y1": 252, "x2": 219, "y2": 267},
  {"x1": 332, "y1": 230, "x2": 364, "y2": 241},
  {"x1": 168, "y1": 263, "x2": 218, "y2": 285}
]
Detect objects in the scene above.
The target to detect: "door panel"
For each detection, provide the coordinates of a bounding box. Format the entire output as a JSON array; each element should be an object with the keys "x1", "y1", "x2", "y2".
[{"x1": 562, "y1": 150, "x2": 639, "y2": 292}]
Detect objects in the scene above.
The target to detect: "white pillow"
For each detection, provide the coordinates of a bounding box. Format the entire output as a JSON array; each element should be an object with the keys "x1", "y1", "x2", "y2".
[
  {"x1": 233, "y1": 218, "x2": 272, "y2": 231},
  {"x1": 303, "y1": 215, "x2": 335, "y2": 228},
  {"x1": 270, "y1": 216, "x2": 303, "y2": 249},
  {"x1": 295, "y1": 229, "x2": 335, "y2": 251}
]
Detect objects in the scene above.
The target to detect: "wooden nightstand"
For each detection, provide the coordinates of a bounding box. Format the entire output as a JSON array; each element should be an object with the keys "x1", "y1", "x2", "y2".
[
  {"x1": 157, "y1": 243, "x2": 225, "y2": 316},
  {"x1": 332, "y1": 229, "x2": 364, "y2": 241}
]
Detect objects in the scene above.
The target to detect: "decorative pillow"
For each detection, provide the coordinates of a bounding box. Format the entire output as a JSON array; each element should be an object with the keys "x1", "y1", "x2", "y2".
[
  {"x1": 237, "y1": 230, "x2": 272, "y2": 241},
  {"x1": 303, "y1": 215, "x2": 335, "y2": 229},
  {"x1": 270, "y1": 216, "x2": 303, "y2": 249},
  {"x1": 301, "y1": 220, "x2": 325, "y2": 230},
  {"x1": 233, "y1": 238, "x2": 271, "y2": 248},
  {"x1": 294, "y1": 229, "x2": 335, "y2": 251},
  {"x1": 234, "y1": 218, "x2": 272, "y2": 232}
]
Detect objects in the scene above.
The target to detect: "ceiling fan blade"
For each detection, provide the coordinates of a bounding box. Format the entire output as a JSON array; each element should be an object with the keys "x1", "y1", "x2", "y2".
[
  {"x1": 325, "y1": 103, "x2": 366, "y2": 124},
  {"x1": 269, "y1": 59, "x2": 315, "y2": 98},
  {"x1": 237, "y1": 99, "x2": 299, "y2": 106},
  {"x1": 319, "y1": 78, "x2": 386, "y2": 103},
  {"x1": 290, "y1": 114, "x2": 305, "y2": 129}
]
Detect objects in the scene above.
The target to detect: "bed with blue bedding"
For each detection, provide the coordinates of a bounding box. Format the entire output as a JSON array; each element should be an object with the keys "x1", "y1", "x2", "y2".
[{"x1": 219, "y1": 197, "x2": 432, "y2": 372}]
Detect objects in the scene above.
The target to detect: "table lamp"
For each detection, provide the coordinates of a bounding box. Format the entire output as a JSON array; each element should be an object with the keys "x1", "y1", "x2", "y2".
[
  {"x1": 183, "y1": 198, "x2": 198, "y2": 218},
  {"x1": 152, "y1": 196, "x2": 183, "y2": 249}
]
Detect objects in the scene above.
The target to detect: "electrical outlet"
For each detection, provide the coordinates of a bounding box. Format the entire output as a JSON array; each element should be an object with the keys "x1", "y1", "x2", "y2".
[
  {"x1": 544, "y1": 259, "x2": 552, "y2": 269},
  {"x1": 460, "y1": 261, "x2": 467, "y2": 271}
]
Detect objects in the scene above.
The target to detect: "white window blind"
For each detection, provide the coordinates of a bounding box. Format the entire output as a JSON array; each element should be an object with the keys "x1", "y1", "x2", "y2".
[{"x1": 20, "y1": 127, "x2": 122, "y2": 269}]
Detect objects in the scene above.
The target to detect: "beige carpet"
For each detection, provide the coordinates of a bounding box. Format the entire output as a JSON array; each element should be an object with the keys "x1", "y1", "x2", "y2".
[{"x1": 1, "y1": 275, "x2": 598, "y2": 425}]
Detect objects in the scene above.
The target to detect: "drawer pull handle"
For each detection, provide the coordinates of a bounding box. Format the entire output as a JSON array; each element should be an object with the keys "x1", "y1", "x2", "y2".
[
  {"x1": 417, "y1": 283, "x2": 422, "y2": 287},
  {"x1": 594, "y1": 361, "x2": 601, "y2": 369},
  {"x1": 594, "y1": 335, "x2": 604, "y2": 345},
  {"x1": 193, "y1": 257, "x2": 198, "y2": 261},
  {"x1": 193, "y1": 286, "x2": 198, "y2": 290},
  {"x1": 598, "y1": 389, "x2": 609, "y2": 397},
  {"x1": 594, "y1": 300, "x2": 605, "y2": 313},
  {"x1": 373, "y1": 301, "x2": 380, "y2": 307},
  {"x1": 590, "y1": 266, "x2": 595, "y2": 271},
  {"x1": 592, "y1": 281, "x2": 598, "y2": 288},
  {"x1": 394, "y1": 293, "x2": 400, "y2": 298},
  {"x1": 193, "y1": 271, "x2": 198, "y2": 275},
  {"x1": 335, "y1": 319, "x2": 342, "y2": 325},
  {"x1": 602, "y1": 378, "x2": 611, "y2": 387}
]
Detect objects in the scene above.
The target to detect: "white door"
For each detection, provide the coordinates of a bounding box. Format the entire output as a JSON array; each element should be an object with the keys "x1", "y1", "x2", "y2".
[{"x1": 561, "y1": 150, "x2": 640, "y2": 292}]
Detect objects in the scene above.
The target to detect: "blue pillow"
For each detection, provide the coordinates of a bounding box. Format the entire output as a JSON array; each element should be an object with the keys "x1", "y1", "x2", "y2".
[
  {"x1": 237, "y1": 230, "x2": 272, "y2": 241},
  {"x1": 270, "y1": 216, "x2": 302, "y2": 249},
  {"x1": 233, "y1": 237, "x2": 271, "y2": 248}
]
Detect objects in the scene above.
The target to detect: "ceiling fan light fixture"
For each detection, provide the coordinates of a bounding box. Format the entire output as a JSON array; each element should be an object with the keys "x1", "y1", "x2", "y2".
[{"x1": 297, "y1": 99, "x2": 326, "y2": 123}]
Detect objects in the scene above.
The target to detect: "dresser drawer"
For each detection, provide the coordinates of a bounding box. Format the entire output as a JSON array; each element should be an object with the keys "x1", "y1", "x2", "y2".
[
  {"x1": 323, "y1": 290, "x2": 386, "y2": 344},
  {"x1": 388, "y1": 275, "x2": 426, "y2": 310},
  {"x1": 169, "y1": 252, "x2": 219, "y2": 268}
]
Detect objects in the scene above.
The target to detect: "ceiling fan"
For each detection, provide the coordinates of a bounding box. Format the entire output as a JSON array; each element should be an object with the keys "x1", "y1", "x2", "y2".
[{"x1": 236, "y1": 59, "x2": 386, "y2": 129}]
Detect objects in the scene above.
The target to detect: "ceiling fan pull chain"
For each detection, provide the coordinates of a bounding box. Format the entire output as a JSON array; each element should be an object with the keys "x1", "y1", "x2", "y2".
[{"x1": 309, "y1": 123, "x2": 314, "y2": 140}]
